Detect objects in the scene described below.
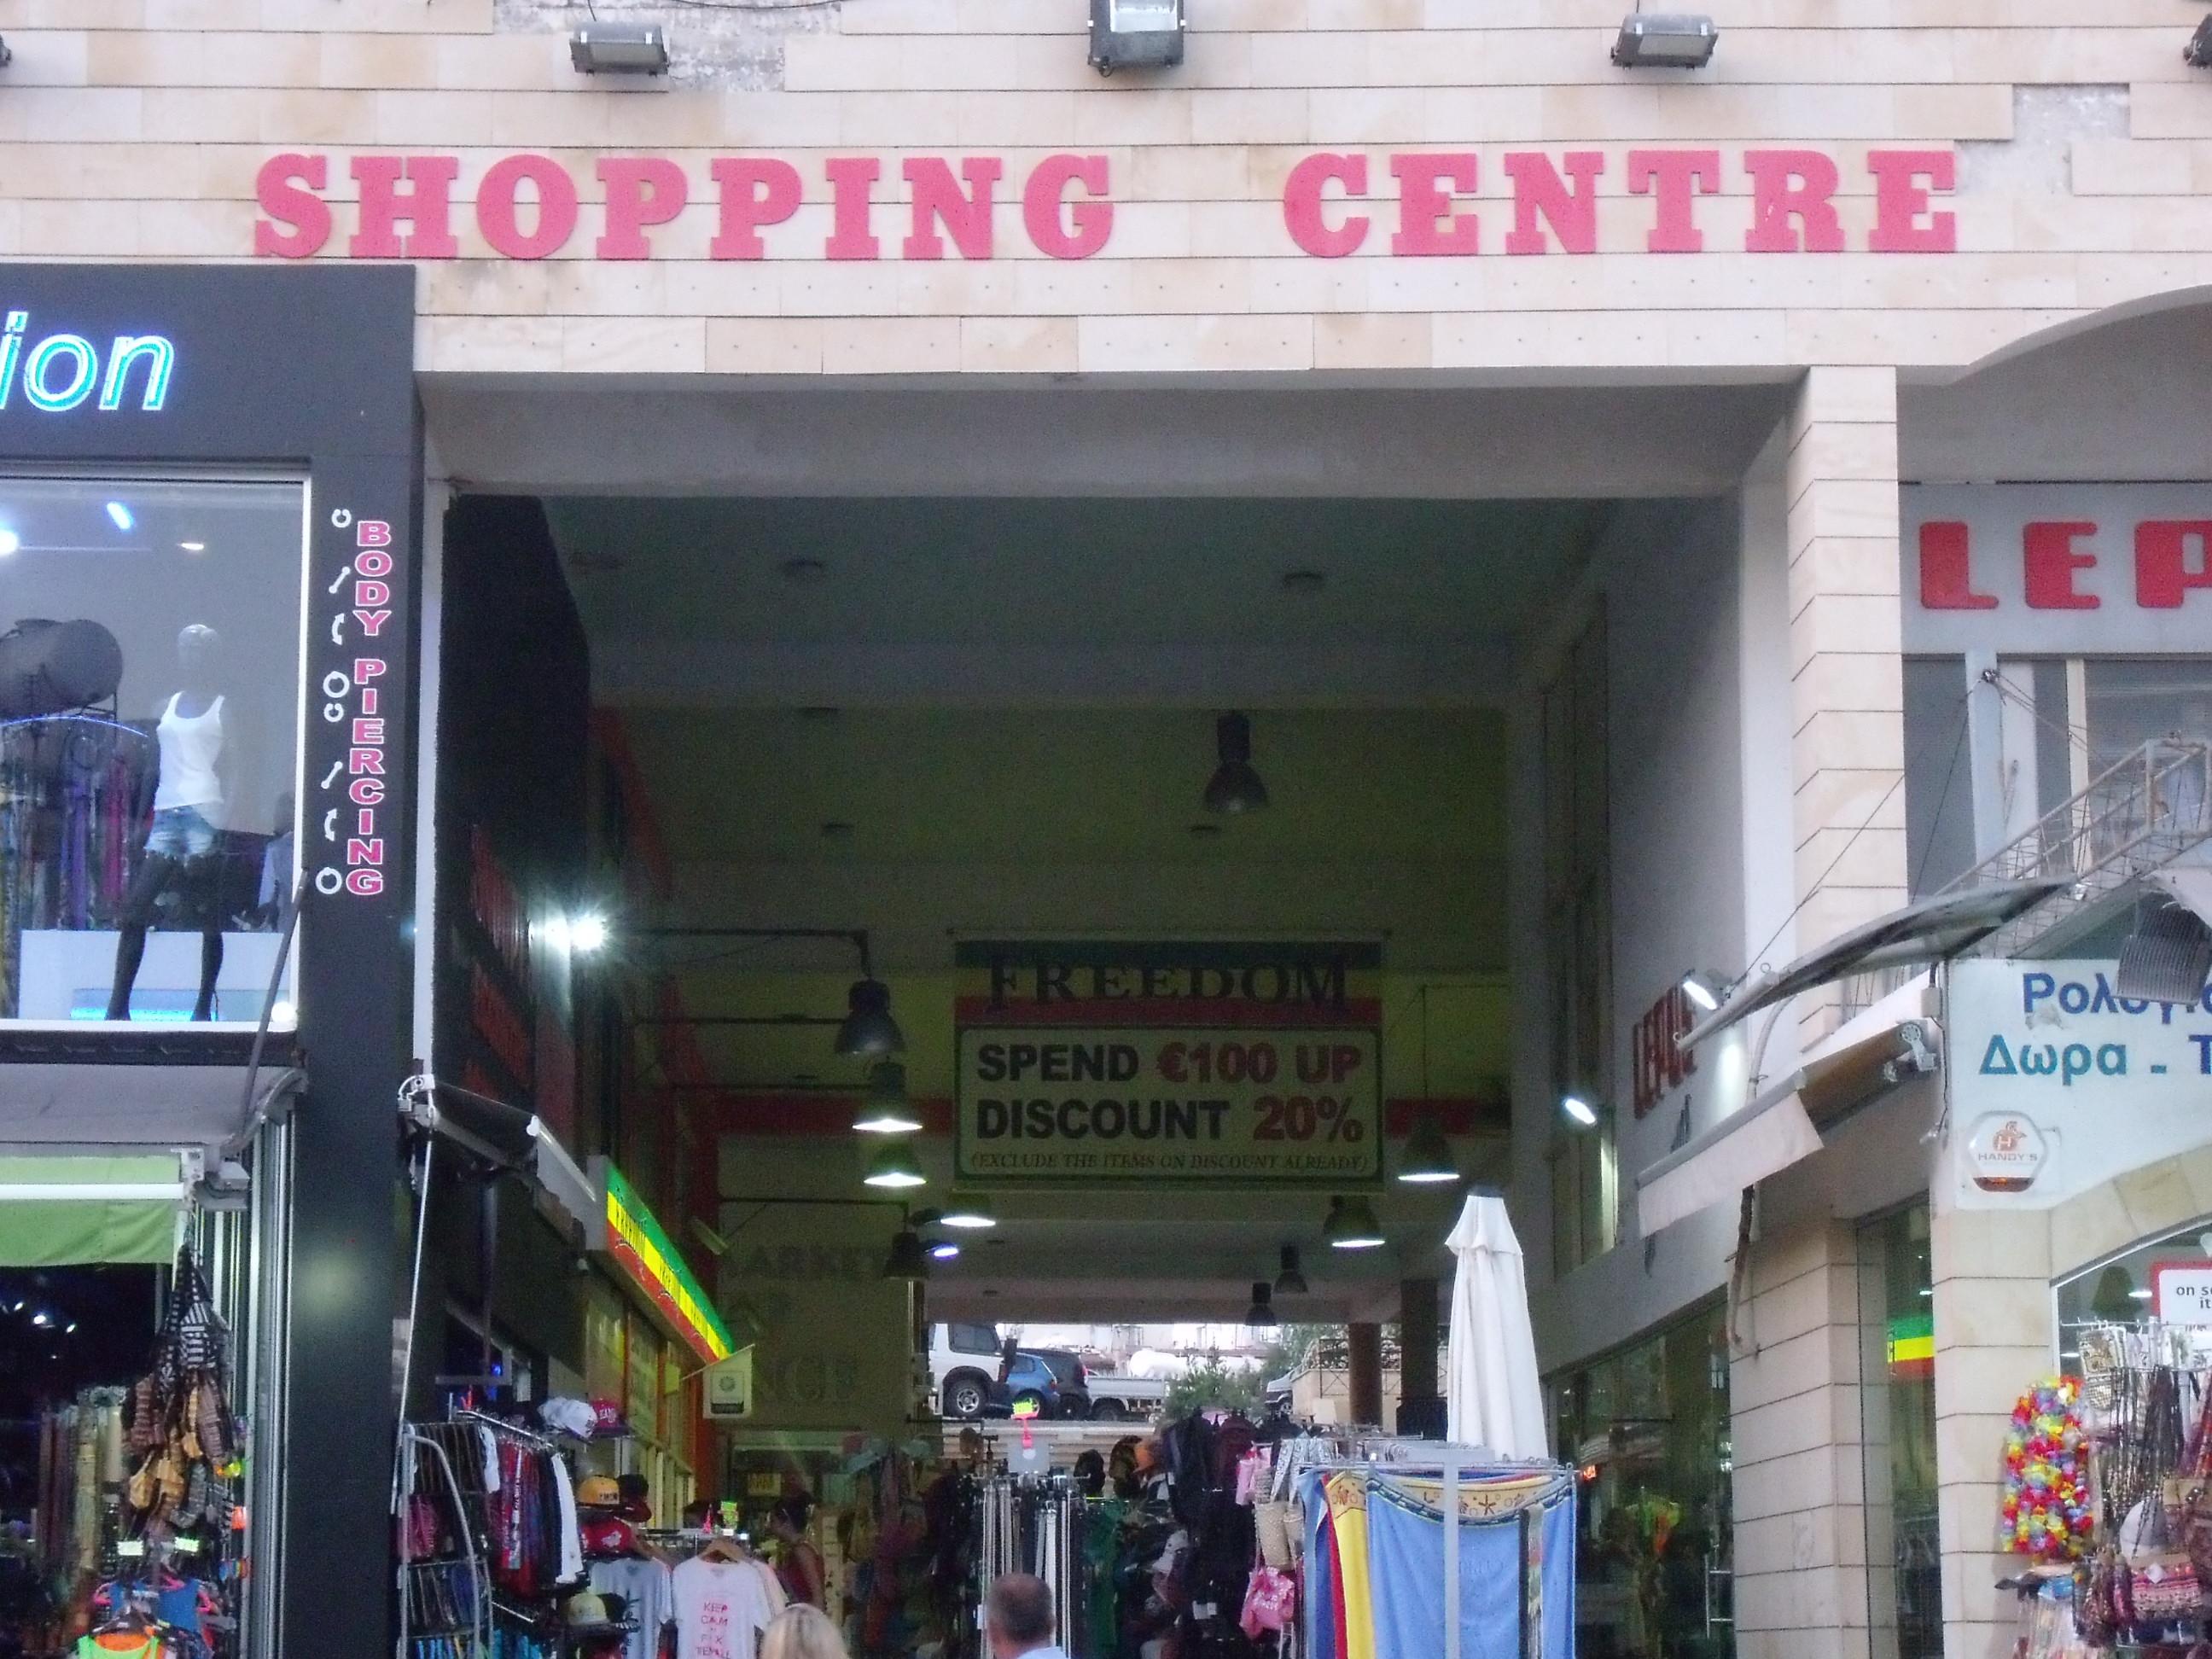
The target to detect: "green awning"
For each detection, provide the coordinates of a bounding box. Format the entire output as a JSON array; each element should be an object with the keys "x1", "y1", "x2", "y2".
[{"x1": 0, "y1": 1155, "x2": 187, "y2": 1266}]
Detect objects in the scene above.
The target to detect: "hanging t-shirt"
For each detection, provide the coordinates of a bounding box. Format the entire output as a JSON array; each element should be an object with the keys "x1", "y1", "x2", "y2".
[
  {"x1": 672, "y1": 1555, "x2": 782, "y2": 1659},
  {"x1": 1363, "y1": 1471, "x2": 1577, "y2": 1659},
  {"x1": 591, "y1": 1557, "x2": 676, "y2": 1659}
]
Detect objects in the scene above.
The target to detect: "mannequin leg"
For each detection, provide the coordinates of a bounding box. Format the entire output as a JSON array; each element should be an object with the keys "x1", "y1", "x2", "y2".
[
  {"x1": 193, "y1": 926, "x2": 224, "y2": 1022},
  {"x1": 106, "y1": 853, "x2": 180, "y2": 1021}
]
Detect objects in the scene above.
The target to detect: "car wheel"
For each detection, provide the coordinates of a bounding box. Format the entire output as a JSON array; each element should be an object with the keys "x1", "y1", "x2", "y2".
[
  {"x1": 1091, "y1": 1400, "x2": 1126, "y2": 1422},
  {"x1": 946, "y1": 1374, "x2": 989, "y2": 1419}
]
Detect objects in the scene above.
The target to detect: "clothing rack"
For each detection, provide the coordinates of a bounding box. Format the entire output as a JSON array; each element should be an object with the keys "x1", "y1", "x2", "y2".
[{"x1": 974, "y1": 1471, "x2": 1080, "y2": 1650}]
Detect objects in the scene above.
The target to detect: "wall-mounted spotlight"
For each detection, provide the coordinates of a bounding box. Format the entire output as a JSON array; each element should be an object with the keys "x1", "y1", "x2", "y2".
[
  {"x1": 1611, "y1": 14, "x2": 1718, "y2": 67},
  {"x1": 1089, "y1": 0, "x2": 1185, "y2": 73},
  {"x1": 1679, "y1": 970, "x2": 1724, "y2": 1013},
  {"x1": 2187, "y1": 14, "x2": 2212, "y2": 67},
  {"x1": 570, "y1": 22, "x2": 671, "y2": 76},
  {"x1": 1561, "y1": 1094, "x2": 1600, "y2": 1128},
  {"x1": 569, "y1": 915, "x2": 609, "y2": 954}
]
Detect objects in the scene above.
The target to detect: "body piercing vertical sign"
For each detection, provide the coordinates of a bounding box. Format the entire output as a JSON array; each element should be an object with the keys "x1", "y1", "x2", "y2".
[{"x1": 313, "y1": 503, "x2": 396, "y2": 899}]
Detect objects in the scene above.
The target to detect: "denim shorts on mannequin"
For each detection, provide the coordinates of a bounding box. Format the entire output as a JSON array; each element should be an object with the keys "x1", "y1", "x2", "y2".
[{"x1": 145, "y1": 806, "x2": 218, "y2": 859}]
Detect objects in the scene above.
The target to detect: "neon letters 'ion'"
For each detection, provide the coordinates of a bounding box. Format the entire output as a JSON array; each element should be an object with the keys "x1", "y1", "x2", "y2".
[{"x1": 0, "y1": 312, "x2": 176, "y2": 414}]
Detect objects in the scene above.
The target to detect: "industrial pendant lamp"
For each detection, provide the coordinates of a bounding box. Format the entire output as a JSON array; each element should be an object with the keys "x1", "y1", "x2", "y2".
[
  {"x1": 853, "y1": 1061, "x2": 923, "y2": 1135},
  {"x1": 862, "y1": 1140, "x2": 928, "y2": 1190},
  {"x1": 1274, "y1": 1244, "x2": 1308, "y2": 1295},
  {"x1": 836, "y1": 977, "x2": 905, "y2": 1058},
  {"x1": 1396, "y1": 1113, "x2": 1460, "y2": 1185},
  {"x1": 938, "y1": 1194, "x2": 998, "y2": 1231},
  {"x1": 882, "y1": 1228, "x2": 930, "y2": 1280},
  {"x1": 1245, "y1": 1281, "x2": 1279, "y2": 1330},
  {"x1": 1202, "y1": 713, "x2": 1269, "y2": 815},
  {"x1": 1323, "y1": 1196, "x2": 1385, "y2": 1250}
]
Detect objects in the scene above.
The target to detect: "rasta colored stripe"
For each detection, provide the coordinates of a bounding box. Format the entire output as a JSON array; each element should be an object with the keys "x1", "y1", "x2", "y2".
[{"x1": 603, "y1": 1164, "x2": 733, "y2": 1364}]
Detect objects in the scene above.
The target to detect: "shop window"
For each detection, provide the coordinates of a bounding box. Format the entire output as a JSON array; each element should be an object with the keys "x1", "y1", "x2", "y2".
[
  {"x1": 2053, "y1": 1217, "x2": 2212, "y2": 1364},
  {"x1": 1860, "y1": 1203, "x2": 1941, "y2": 1659},
  {"x1": 1551, "y1": 1301, "x2": 1733, "y2": 1659},
  {"x1": 1545, "y1": 614, "x2": 1617, "y2": 1273},
  {"x1": 0, "y1": 475, "x2": 304, "y2": 1024}
]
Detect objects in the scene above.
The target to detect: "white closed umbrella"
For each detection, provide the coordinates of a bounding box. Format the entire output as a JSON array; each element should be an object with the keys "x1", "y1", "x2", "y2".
[{"x1": 1444, "y1": 1194, "x2": 1548, "y2": 1458}]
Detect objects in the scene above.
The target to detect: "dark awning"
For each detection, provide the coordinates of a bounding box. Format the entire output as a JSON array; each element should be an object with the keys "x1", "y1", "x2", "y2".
[
  {"x1": 1680, "y1": 879, "x2": 2064, "y2": 1049},
  {"x1": 399, "y1": 1079, "x2": 597, "y2": 1241}
]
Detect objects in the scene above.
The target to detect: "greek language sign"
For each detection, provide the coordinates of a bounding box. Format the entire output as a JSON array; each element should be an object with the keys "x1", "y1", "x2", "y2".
[
  {"x1": 953, "y1": 940, "x2": 1383, "y2": 1187},
  {"x1": 1950, "y1": 959, "x2": 2212, "y2": 1210},
  {"x1": 253, "y1": 147, "x2": 1959, "y2": 265}
]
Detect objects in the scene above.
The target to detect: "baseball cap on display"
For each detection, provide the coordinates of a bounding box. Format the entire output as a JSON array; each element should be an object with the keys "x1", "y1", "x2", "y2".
[
  {"x1": 576, "y1": 1476, "x2": 622, "y2": 1509},
  {"x1": 582, "y1": 1516, "x2": 638, "y2": 1557}
]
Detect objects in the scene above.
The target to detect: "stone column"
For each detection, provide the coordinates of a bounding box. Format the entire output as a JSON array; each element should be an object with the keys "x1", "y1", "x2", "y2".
[
  {"x1": 1399, "y1": 1277, "x2": 1441, "y2": 1434},
  {"x1": 1729, "y1": 1215, "x2": 1870, "y2": 1659},
  {"x1": 1927, "y1": 1204, "x2": 2057, "y2": 1659},
  {"x1": 1348, "y1": 1322, "x2": 1384, "y2": 1428},
  {"x1": 1787, "y1": 366, "x2": 1906, "y2": 1037}
]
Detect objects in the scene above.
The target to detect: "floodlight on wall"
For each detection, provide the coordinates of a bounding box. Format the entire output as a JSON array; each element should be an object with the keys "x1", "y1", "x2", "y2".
[
  {"x1": 2188, "y1": 14, "x2": 2212, "y2": 67},
  {"x1": 1611, "y1": 13, "x2": 1718, "y2": 67},
  {"x1": 1396, "y1": 1113, "x2": 1461, "y2": 1185},
  {"x1": 1679, "y1": 970, "x2": 1725, "y2": 1013},
  {"x1": 1274, "y1": 1244, "x2": 1309, "y2": 1295},
  {"x1": 570, "y1": 22, "x2": 670, "y2": 75},
  {"x1": 1245, "y1": 1282, "x2": 1280, "y2": 1330},
  {"x1": 1089, "y1": 0, "x2": 1185, "y2": 73},
  {"x1": 1323, "y1": 1196, "x2": 1386, "y2": 1251},
  {"x1": 2116, "y1": 901, "x2": 2212, "y2": 1005},
  {"x1": 1561, "y1": 1094, "x2": 1600, "y2": 1128},
  {"x1": 862, "y1": 1141, "x2": 928, "y2": 1190},
  {"x1": 1203, "y1": 713, "x2": 1269, "y2": 815},
  {"x1": 854, "y1": 1061, "x2": 923, "y2": 1136}
]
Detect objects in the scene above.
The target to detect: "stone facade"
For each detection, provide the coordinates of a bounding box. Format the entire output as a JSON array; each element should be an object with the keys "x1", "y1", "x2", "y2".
[{"x1": 0, "y1": 0, "x2": 2204, "y2": 380}]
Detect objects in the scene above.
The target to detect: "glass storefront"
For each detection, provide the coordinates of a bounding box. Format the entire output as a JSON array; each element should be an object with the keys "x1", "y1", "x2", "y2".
[
  {"x1": 2054, "y1": 1216, "x2": 2212, "y2": 1364},
  {"x1": 1860, "y1": 1203, "x2": 1941, "y2": 1659},
  {"x1": 0, "y1": 475, "x2": 303, "y2": 1023},
  {"x1": 1552, "y1": 1300, "x2": 1733, "y2": 1659}
]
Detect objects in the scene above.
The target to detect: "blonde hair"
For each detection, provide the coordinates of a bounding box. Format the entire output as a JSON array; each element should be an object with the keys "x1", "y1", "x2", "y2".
[{"x1": 760, "y1": 1604, "x2": 847, "y2": 1659}]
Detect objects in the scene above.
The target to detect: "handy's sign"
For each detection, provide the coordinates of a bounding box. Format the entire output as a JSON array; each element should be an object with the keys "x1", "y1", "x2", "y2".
[
  {"x1": 953, "y1": 940, "x2": 1383, "y2": 1187},
  {"x1": 254, "y1": 146, "x2": 1959, "y2": 265},
  {"x1": 1905, "y1": 485, "x2": 2212, "y2": 656},
  {"x1": 1949, "y1": 959, "x2": 2212, "y2": 1209}
]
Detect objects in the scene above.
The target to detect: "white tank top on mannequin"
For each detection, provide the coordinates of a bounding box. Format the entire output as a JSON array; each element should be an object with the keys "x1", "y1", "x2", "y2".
[{"x1": 151, "y1": 693, "x2": 226, "y2": 825}]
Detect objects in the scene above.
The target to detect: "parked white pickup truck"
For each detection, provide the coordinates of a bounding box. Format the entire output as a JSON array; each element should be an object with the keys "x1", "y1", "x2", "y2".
[{"x1": 1081, "y1": 1373, "x2": 1169, "y2": 1422}]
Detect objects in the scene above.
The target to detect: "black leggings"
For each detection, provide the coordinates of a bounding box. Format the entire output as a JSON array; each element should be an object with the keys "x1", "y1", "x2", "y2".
[{"x1": 106, "y1": 853, "x2": 225, "y2": 1022}]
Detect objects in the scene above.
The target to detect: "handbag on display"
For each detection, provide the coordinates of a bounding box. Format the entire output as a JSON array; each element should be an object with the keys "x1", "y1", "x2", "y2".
[{"x1": 2126, "y1": 1557, "x2": 2205, "y2": 1625}]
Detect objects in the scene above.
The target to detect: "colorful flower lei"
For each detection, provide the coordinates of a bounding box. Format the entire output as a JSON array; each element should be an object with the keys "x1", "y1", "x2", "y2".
[{"x1": 2001, "y1": 1376, "x2": 2090, "y2": 1561}]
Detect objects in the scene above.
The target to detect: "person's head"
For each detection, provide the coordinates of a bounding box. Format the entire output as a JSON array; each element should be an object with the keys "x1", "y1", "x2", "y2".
[
  {"x1": 1072, "y1": 1450, "x2": 1105, "y2": 1498},
  {"x1": 273, "y1": 790, "x2": 294, "y2": 835},
  {"x1": 760, "y1": 1604, "x2": 848, "y2": 1659},
  {"x1": 987, "y1": 1573, "x2": 1057, "y2": 1658},
  {"x1": 770, "y1": 1493, "x2": 813, "y2": 1541}
]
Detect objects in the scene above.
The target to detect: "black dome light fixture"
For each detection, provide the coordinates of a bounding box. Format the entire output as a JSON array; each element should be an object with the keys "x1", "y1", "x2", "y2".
[
  {"x1": 853, "y1": 1061, "x2": 923, "y2": 1135},
  {"x1": 882, "y1": 1228, "x2": 930, "y2": 1280},
  {"x1": 1397, "y1": 1112, "x2": 1461, "y2": 1185},
  {"x1": 1245, "y1": 1281, "x2": 1279, "y2": 1330},
  {"x1": 836, "y1": 975, "x2": 905, "y2": 1059},
  {"x1": 1274, "y1": 1244, "x2": 1309, "y2": 1295},
  {"x1": 1203, "y1": 712, "x2": 1269, "y2": 815}
]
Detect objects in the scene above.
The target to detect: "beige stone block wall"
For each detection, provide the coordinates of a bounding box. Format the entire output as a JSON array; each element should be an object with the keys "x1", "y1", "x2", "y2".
[
  {"x1": 0, "y1": 0, "x2": 2205, "y2": 375},
  {"x1": 1732, "y1": 1216, "x2": 1870, "y2": 1659},
  {"x1": 1784, "y1": 367, "x2": 1905, "y2": 1017}
]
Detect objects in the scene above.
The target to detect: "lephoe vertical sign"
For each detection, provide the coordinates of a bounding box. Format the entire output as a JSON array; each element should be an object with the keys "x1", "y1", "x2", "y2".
[{"x1": 953, "y1": 940, "x2": 1383, "y2": 1186}]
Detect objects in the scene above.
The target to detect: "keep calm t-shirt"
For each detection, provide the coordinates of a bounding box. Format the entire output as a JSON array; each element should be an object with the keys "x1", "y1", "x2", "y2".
[{"x1": 671, "y1": 1556, "x2": 781, "y2": 1659}]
